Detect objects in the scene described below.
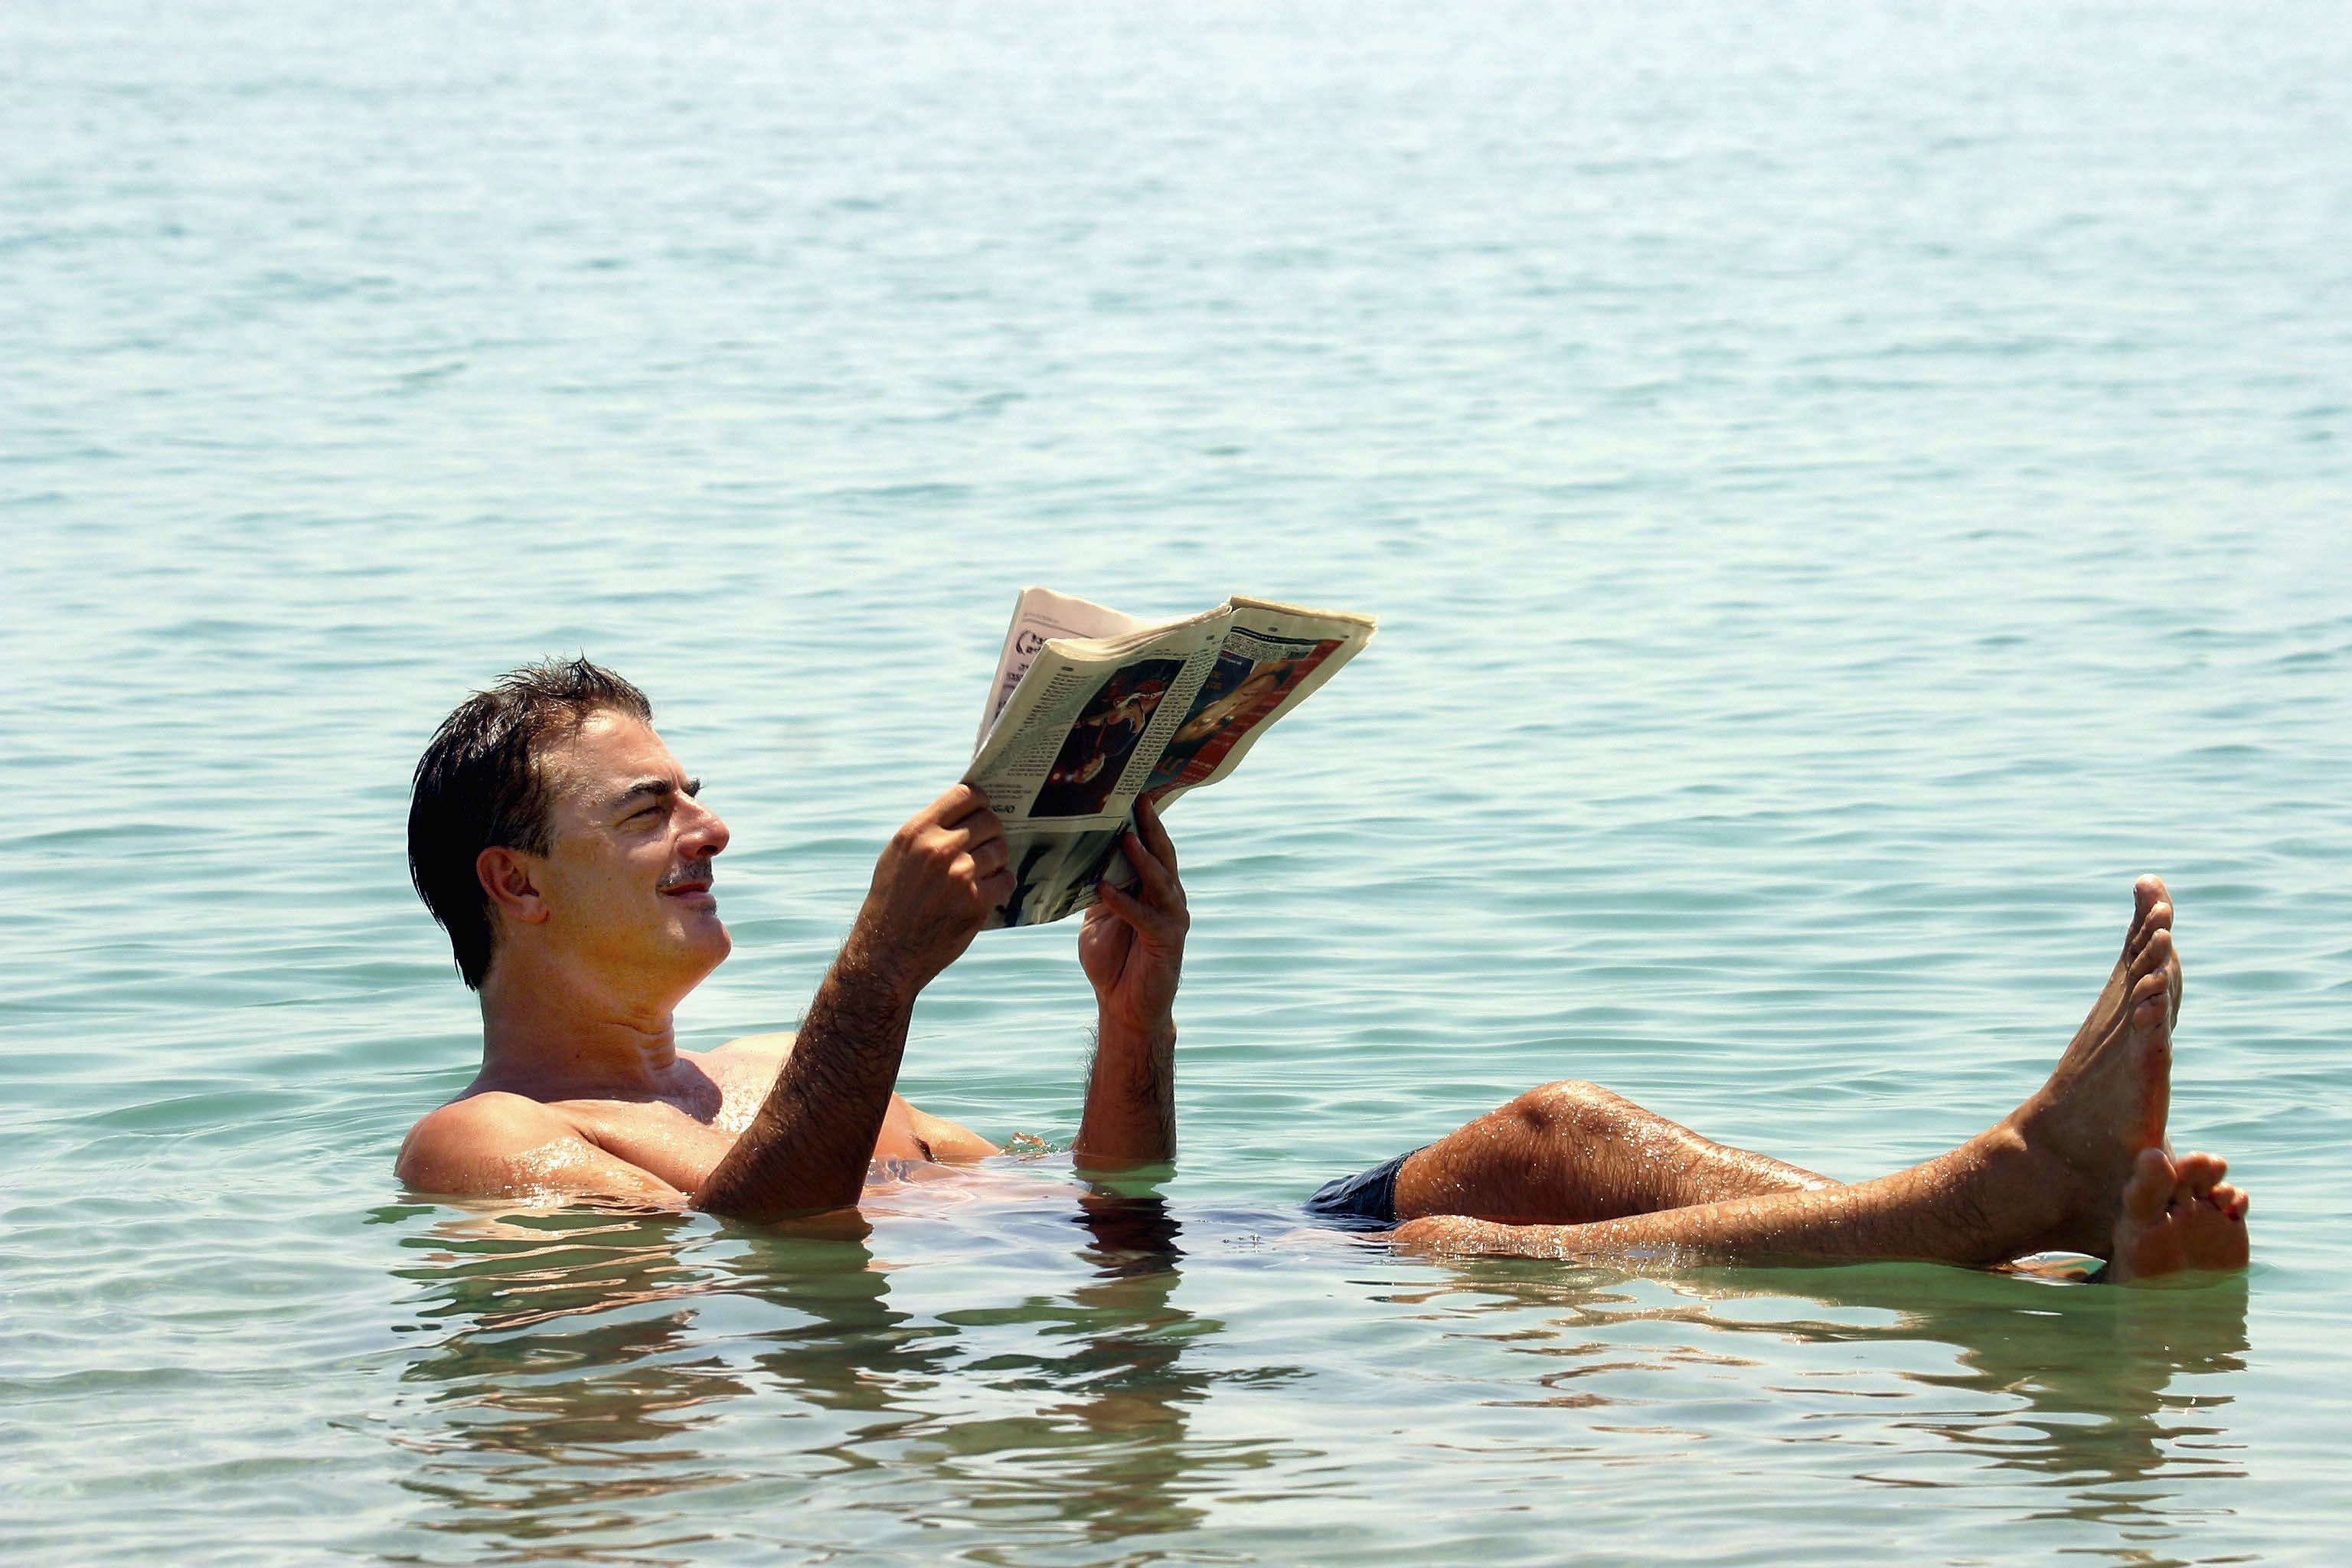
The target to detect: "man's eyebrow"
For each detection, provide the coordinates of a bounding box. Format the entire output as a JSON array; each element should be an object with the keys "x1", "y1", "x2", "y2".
[{"x1": 607, "y1": 776, "x2": 699, "y2": 812}]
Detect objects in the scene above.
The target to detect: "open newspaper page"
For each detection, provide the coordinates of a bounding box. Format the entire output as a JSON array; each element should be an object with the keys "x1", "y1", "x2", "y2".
[
  {"x1": 974, "y1": 587, "x2": 1152, "y2": 753},
  {"x1": 964, "y1": 592, "x2": 1375, "y2": 929}
]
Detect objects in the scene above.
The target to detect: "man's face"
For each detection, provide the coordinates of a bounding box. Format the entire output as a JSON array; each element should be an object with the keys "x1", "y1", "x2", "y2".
[{"x1": 528, "y1": 710, "x2": 733, "y2": 991}]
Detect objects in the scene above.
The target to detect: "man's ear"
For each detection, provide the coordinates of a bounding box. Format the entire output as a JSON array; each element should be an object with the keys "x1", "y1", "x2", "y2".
[{"x1": 477, "y1": 847, "x2": 550, "y2": 926}]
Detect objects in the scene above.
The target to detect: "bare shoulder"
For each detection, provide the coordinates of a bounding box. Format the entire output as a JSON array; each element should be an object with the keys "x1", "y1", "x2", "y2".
[
  {"x1": 395, "y1": 1092, "x2": 573, "y2": 1186},
  {"x1": 713, "y1": 1030, "x2": 796, "y2": 1067},
  {"x1": 403, "y1": 1090, "x2": 571, "y2": 1153},
  {"x1": 395, "y1": 1091, "x2": 684, "y2": 1204}
]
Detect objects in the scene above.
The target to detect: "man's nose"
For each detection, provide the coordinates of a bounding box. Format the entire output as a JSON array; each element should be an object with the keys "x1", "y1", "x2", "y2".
[{"x1": 681, "y1": 799, "x2": 730, "y2": 858}]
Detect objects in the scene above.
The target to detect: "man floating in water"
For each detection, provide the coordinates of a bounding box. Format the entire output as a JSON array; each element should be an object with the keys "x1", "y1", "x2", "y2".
[{"x1": 398, "y1": 659, "x2": 2248, "y2": 1282}]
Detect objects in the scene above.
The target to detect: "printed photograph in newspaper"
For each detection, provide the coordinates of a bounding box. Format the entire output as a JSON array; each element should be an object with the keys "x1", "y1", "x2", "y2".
[
  {"x1": 1030, "y1": 657, "x2": 1184, "y2": 818},
  {"x1": 1143, "y1": 635, "x2": 1343, "y2": 796}
]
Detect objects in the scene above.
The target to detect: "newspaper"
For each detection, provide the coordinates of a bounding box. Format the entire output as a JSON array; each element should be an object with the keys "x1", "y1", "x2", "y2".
[{"x1": 965, "y1": 588, "x2": 1377, "y2": 928}]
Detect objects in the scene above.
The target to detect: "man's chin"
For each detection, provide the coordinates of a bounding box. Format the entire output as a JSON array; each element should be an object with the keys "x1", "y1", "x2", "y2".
[
  {"x1": 661, "y1": 911, "x2": 732, "y2": 971},
  {"x1": 691, "y1": 917, "x2": 733, "y2": 965}
]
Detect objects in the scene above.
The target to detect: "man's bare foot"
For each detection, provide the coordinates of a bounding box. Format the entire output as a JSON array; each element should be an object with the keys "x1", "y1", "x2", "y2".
[
  {"x1": 2106, "y1": 1148, "x2": 2252, "y2": 1282},
  {"x1": 2064, "y1": 878, "x2": 2180, "y2": 1069},
  {"x1": 2003, "y1": 900, "x2": 2178, "y2": 1259}
]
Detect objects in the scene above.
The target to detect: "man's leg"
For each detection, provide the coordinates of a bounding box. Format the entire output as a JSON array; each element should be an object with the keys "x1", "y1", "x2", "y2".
[
  {"x1": 1393, "y1": 1080, "x2": 1836, "y2": 1227},
  {"x1": 1393, "y1": 880, "x2": 2247, "y2": 1276},
  {"x1": 1396, "y1": 877, "x2": 2176, "y2": 1230}
]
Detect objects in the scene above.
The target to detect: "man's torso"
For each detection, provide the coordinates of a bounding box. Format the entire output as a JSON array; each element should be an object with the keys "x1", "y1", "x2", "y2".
[
  {"x1": 559, "y1": 1035, "x2": 949, "y2": 1187},
  {"x1": 400, "y1": 1034, "x2": 988, "y2": 1203}
]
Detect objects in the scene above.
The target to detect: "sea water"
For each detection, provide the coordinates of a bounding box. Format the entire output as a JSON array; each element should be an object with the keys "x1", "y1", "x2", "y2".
[{"x1": 5, "y1": 2, "x2": 2349, "y2": 1562}]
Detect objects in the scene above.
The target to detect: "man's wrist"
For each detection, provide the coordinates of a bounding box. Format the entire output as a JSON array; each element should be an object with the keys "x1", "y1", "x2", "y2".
[
  {"x1": 1096, "y1": 1006, "x2": 1177, "y2": 1054},
  {"x1": 834, "y1": 927, "x2": 926, "y2": 1017}
]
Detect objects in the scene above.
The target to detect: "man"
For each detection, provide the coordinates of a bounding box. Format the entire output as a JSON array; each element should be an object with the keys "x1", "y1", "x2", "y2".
[
  {"x1": 397, "y1": 659, "x2": 1187, "y2": 1220},
  {"x1": 399, "y1": 660, "x2": 2249, "y2": 1282}
]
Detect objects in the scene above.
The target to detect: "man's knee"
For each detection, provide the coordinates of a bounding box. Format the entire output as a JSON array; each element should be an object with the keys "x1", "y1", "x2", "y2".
[{"x1": 1505, "y1": 1080, "x2": 1619, "y2": 1138}]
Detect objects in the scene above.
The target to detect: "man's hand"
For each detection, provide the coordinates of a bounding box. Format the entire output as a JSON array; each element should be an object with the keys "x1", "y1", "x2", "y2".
[
  {"x1": 1073, "y1": 795, "x2": 1187, "y2": 1168},
  {"x1": 844, "y1": 783, "x2": 1014, "y2": 999},
  {"x1": 1079, "y1": 795, "x2": 1188, "y2": 1040}
]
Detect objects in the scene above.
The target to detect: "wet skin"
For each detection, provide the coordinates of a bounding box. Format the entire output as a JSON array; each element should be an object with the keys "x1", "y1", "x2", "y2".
[
  {"x1": 1390, "y1": 878, "x2": 2250, "y2": 1282},
  {"x1": 397, "y1": 711, "x2": 1189, "y2": 1215},
  {"x1": 397, "y1": 714, "x2": 2247, "y2": 1281}
]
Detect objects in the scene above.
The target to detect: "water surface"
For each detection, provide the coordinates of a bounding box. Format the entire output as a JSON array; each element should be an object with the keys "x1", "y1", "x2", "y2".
[{"x1": 5, "y1": 2, "x2": 2349, "y2": 1563}]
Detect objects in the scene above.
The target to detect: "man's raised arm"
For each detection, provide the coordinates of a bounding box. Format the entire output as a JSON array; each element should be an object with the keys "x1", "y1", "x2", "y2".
[
  {"x1": 1073, "y1": 796, "x2": 1188, "y2": 1170},
  {"x1": 695, "y1": 784, "x2": 1012, "y2": 1222}
]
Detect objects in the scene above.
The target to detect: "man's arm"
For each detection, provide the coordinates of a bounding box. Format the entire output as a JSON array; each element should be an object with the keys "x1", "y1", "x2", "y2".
[
  {"x1": 718, "y1": 1032, "x2": 998, "y2": 1161},
  {"x1": 1072, "y1": 796, "x2": 1188, "y2": 1169},
  {"x1": 901, "y1": 1101, "x2": 1001, "y2": 1161},
  {"x1": 724, "y1": 1044, "x2": 1001, "y2": 1165},
  {"x1": 694, "y1": 783, "x2": 1013, "y2": 1222}
]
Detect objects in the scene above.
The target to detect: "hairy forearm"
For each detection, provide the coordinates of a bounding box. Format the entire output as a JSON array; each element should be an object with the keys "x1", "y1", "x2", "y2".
[
  {"x1": 694, "y1": 944, "x2": 913, "y2": 1221},
  {"x1": 1072, "y1": 1014, "x2": 1177, "y2": 1169}
]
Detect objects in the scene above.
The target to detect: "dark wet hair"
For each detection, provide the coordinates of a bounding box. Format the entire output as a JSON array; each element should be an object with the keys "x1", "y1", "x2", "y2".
[{"x1": 408, "y1": 658, "x2": 652, "y2": 989}]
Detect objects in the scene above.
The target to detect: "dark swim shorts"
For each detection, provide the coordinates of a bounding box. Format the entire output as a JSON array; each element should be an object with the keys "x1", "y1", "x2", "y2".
[{"x1": 1302, "y1": 1146, "x2": 1429, "y2": 1232}]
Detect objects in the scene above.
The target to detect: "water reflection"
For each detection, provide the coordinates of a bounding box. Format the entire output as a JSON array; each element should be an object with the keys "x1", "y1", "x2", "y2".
[
  {"x1": 386, "y1": 1193, "x2": 2251, "y2": 1557},
  {"x1": 390, "y1": 1207, "x2": 761, "y2": 1553},
  {"x1": 910, "y1": 1190, "x2": 1288, "y2": 1544},
  {"x1": 387, "y1": 1183, "x2": 1305, "y2": 1557},
  {"x1": 1405, "y1": 1256, "x2": 2250, "y2": 1530}
]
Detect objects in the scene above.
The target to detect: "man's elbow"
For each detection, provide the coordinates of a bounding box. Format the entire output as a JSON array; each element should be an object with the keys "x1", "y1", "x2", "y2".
[{"x1": 688, "y1": 1182, "x2": 874, "y2": 1238}]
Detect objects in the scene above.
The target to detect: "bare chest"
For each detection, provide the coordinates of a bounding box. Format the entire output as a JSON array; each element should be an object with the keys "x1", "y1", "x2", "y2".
[
  {"x1": 551, "y1": 1054, "x2": 930, "y2": 1192},
  {"x1": 556, "y1": 1098, "x2": 742, "y2": 1194}
]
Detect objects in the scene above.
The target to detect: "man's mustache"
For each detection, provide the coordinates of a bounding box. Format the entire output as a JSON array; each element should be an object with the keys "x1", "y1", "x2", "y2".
[{"x1": 658, "y1": 864, "x2": 714, "y2": 891}]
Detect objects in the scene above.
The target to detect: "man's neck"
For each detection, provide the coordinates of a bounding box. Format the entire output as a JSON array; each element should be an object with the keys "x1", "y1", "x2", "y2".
[{"x1": 473, "y1": 955, "x2": 691, "y2": 1102}]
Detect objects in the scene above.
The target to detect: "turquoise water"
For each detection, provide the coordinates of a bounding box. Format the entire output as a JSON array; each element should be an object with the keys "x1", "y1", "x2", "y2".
[{"x1": 6, "y1": 2, "x2": 2350, "y2": 1561}]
